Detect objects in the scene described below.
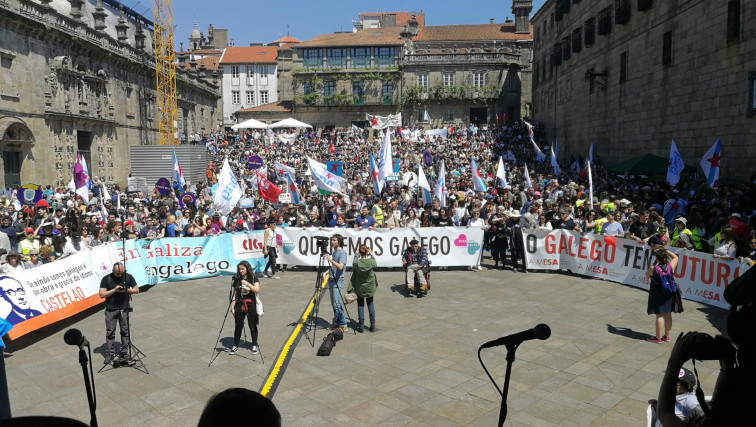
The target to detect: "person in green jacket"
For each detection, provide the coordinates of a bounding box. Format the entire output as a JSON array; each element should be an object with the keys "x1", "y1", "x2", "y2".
[{"x1": 347, "y1": 245, "x2": 377, "y2": 333}]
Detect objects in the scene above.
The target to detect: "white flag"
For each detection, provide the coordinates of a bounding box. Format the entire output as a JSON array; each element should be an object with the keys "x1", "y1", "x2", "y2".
[
  {"x1": 434, "y1": 161, "x2": 447, "y2": 208},
  {"x1": 666, "y1": 139, "x2": 684, "y2": 186},
  {"x1": 531, "y1": 138, "x2": 546, "y2": 162},
  {"x1": 377, "y1": 130, "x2": 393, "y2": 182},
  {"x1": 366, "y1": 113, "x2": 401, "y2": 129},
  {"x1": 496, "y1": 156, "x2": 508, "y2": 188},
  {"x1": 417, "y1": 163, "x2": 430, "y2": 191},
  {"x1": 100, "y1": 182, "x2": 112, "y2": 218},
  {"x1": 214, "y1": 157, "x2": 243, "y2": 215},
  {"x1": 307, "y1": 156, "x2": 346, "y2": 193},
  {"x1": 550, "y1": 147, "x2": 561, "y2": 176},
  {"x1": 274, "y1": 162, "x2": 296, "y2": 182},
  {"x1": 524, "y1": 164, "x2": 533, "y2": 188},
  {"x1": 423, "y1": 109, "x2": 430, "y2": 122}
]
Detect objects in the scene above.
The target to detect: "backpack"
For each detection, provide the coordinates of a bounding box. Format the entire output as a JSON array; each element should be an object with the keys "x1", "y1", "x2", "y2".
[
  {"x1": 654, "y1": 265, "x2": 677, "y2": 294},
  {"x1": 316, "y1": 329, "x2": 344, "y2": 357}
]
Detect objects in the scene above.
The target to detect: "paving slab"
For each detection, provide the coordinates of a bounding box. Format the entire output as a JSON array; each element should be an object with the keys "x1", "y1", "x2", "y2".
[{"x1": 3, "y1": 261, "x2": 728, "y2": 425}]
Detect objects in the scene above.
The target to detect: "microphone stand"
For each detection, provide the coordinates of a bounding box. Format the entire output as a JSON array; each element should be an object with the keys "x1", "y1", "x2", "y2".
[
  {"x1": 497, "y1": 342, "x2": 519, "y2": 427},
  {"x1": 77, "y1": 343, "x2": 98, "y2": 427}
]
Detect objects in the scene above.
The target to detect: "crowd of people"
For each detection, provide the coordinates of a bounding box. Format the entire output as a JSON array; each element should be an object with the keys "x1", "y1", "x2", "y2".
[{"x1": 1, "y1": 120, "x2": 754, "y2": 277}]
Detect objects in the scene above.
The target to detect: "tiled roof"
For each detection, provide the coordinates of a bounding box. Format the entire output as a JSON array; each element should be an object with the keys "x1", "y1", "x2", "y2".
[
  {"x1": 359, "y1": 12, "x2": 425, "y2": 27},
  {"x1": 181, "y1": 56, "x2": 220, "y2": 71},
  {"x1": 272, "y1": 35, "x2": 302, "y2": 44},
  {"x1": 220, "y1": 46, "x2": 279, "y2": 65},
  {"x1": 187, "y1": 48, "x2": 223, "y2": 55},
  {"x1": 296, "y1": 27, "x2": 405, "y2": 48},
  {"x1": 415, "y1": 23, "x2": 533, "y2": 41},
  {"x1": 237, "y1": 101, "x2": 293, "y2": 113}
]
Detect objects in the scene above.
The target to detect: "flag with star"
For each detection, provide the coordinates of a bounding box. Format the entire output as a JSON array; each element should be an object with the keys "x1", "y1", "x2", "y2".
[
  {"x1": 699, "y1": 139, "x2": 722, "y2": 187},
  {"x1": 434, "y1": 161, "x2": 447, "y2": 208},
  {"x1": 369, "y1": 152, "x2": 384, "y2": 194}
]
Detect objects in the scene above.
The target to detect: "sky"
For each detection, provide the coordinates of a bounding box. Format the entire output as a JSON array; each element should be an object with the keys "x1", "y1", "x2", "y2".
[{"x1": 123, "y1": 0, "x2": 548, "y2": 46}]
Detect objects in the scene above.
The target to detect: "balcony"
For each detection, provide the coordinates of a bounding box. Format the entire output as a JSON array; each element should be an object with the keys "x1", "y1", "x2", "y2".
[{"x1": 403, "y1": 51, "x2": 519, "y2": 65}]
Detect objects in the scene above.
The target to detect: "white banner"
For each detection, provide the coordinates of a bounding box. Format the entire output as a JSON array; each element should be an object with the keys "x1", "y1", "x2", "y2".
[
  {"x1": 523, "y1": 230, "x2": 752, "y2": 309},
  {"x1": 425, "y1": 128, "x2": 448, "y2": 139},
  {"x1": 276, "y1": 226, "x2": 484, "y2": 267}
]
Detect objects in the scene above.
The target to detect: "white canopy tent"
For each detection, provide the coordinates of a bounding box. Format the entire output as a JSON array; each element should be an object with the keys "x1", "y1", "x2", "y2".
[
  {"x1": 269, "y1": 117, "x2": 312, "y2": 129},
  {"x1": 231, "y1": 118, "x2": 269, "y2": 130}
]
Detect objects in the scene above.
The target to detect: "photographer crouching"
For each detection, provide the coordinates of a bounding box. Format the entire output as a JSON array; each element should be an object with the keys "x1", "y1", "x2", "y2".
[
  {"x1": 229, "y1": 261, "x2": 260, "y2": 355},
  {"x1": 655, "y1": 266, "x2": 755, "y2": 426},
  {"x1": 98, "y1": 262, "x2": 139, "y2": 364}
]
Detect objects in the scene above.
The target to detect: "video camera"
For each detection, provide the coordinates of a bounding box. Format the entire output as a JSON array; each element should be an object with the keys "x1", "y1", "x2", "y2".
[{"x1": 314, "y1": 236, "x2": 330, "y2": 256}]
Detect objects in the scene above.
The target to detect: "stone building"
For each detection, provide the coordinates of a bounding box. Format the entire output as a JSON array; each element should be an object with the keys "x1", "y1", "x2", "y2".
[
  {"x1": 531, "y1": 0, "x2": 755, "y2": 177},
  {"x1": 0, "y1": 0, "x2": 221, "y2": 188},
  {"x1": 281, "y1": 5, "x2": 534, "y2": 128}
]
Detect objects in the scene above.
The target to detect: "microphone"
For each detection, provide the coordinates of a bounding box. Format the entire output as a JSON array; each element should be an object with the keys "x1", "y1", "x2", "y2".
[
  {"x1": 64, "y1": 328, "x2": 90, "y2": 350},
  {"x1": 480, "y1": 324, "x2": 551, "y2": 349}
]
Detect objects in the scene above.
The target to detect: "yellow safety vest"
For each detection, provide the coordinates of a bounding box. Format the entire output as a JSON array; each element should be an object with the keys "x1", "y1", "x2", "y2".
[
  {"x1": 600, "y1": 202, "x2": 615, "y2": 212},
  {"x1": 576, "y1": 200, "x2": 585, "y2": 208},
  {"x1": 595, "y1": 217, "x2": 608, "y2": 234},
  {"x1": 672, "y1": 228, "x2": 700, "y2": 249},
  {"x1": 372, "y1": 204, "x2": 384, "y2": 225}
]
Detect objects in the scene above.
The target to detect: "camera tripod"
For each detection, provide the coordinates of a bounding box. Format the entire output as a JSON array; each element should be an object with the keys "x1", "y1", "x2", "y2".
[
  {"x1": 97, "y1": 306, "x2": 148, "y2": 374},
  {"x1": 208, "y1": 279, "x2": 264, "y2": 366},
  {"x1": 303, "y1": 252, "x2": 356, "y2": 347}
]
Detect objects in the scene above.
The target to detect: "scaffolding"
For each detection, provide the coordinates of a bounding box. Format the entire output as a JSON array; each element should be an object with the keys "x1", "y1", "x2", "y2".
[{"x1": 153, "y1": 0, "x2": 178, "y2": 145}]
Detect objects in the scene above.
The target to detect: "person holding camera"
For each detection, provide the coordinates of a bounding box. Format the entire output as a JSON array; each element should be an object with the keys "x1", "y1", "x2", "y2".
[
  {"x1": 229, "y1": 260, "x2": 260, "y2": 355},
  {"x1": 98, "y1": 262, "x2": 139, "y2": 364},
  {"x1": 646, "y1": 248, "x2": 679, "y2": 343},
  {"x1": 347, "y1": 245, "x2": 377, "y2": 333},
  {"x1": 324, "y1": 234, "x2": 348, "y2": 332}
]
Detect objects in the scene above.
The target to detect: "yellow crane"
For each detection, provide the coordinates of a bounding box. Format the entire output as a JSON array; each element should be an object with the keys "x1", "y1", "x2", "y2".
[{"x1": 152, "y1": 0, "x2": 178, "y2": 145}]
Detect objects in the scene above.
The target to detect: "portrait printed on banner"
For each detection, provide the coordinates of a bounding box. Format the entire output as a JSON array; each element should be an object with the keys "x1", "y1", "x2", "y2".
[{"x1": 0, "y1": 275, "x2": 43, "y2": 325}]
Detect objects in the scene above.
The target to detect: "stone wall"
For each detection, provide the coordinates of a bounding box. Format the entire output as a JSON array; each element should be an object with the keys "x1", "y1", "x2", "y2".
[
  {"x1": 532, "y1": 0, "x2": 755, "y2": 179},
  {"x1": 0, "y1": 0, "x2": 220, "y2": 188}
]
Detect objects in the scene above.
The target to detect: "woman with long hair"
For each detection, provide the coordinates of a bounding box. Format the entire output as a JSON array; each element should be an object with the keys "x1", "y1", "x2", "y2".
[
  {"x1": 229, "y1": 260, "x2": 260, "y2": 355},
  {"x1": 404, "y1": 208, "x2": 421, "y2": 228},
  {"x1": 645, "y1": 248, "x2": 679, "y2": 343},
  {"x1": 712, "y1": 227, "x2": 737, "y2": 260},
  {"x1": 347, "y1": 245, "x2": 378, "y2": 333}
]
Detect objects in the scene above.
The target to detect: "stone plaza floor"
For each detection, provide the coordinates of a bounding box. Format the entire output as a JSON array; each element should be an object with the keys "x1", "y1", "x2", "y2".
[{"x1": 4, "y1": 260, "x2": 729, "y2": 426}]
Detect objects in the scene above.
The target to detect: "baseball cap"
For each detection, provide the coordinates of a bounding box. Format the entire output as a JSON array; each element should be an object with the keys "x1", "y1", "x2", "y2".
[
  {"x1": 25, "y1": 227, "x2": 34, "y2": 233},
  {"x1": 236, "y1": 219, "x2": 244, "y2": 224},
  {"x1": 124, "y1": 220, "x2": 134, "y2": 226}
]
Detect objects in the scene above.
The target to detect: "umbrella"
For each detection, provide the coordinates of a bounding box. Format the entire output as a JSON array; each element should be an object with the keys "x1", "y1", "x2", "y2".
[
  {"x1": 231, "y1": 118, "x2": 269, "y2": 130},
  {"x1": 269, "y1": 118, "x2": 312, "y2": 129}
]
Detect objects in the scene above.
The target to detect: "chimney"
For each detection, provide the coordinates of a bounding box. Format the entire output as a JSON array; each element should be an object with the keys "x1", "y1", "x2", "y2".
[
  {"x1": 490, "y1": 18, "x2": 495, "y2": 24},
  {"x1": 512, "y1": 0, "x2": 533, "y2": 34}
]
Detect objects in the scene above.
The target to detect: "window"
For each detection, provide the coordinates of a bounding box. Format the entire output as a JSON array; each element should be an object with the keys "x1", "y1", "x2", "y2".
[
  {"x1": 231, "y1": 65, "x2": 239, "y2": 78},
  {"x1": 619, "y1": 52, "x2": 627, "y2": 83},
  {"x1": 443, "y1": 72, "x2": 455, "y2": 87},
  {"x1": 748, "y1": 72, "x2": 756, "y2": 117},
  {"x1": 552, "y1": 43, "x2": 562, "y2": 67},
  {"x1": 375, "y1": 47, "x2": 394, "y2": 67},
  {"x1": 443, "y1": 107, "x2": 454, "y2": 121},
  {"x1": 727, "y1": 1, "x2": 740, "y2": 43},
  {"x1": 323, "y1": 81, "x2": 335, "y2": 96},
  {"x1": 351, "y1": 48, "x2": 368, "y2": 68},
  {"x1": 662, "y1": 31, "x2": 672, "y2": 67},
  {"x1": 326, "y1": 48, "x2": 346, "y2": 68},
  {"x1": 381, "y1": 80, "x2": 393, "y2": 103},
  {"x1": 584, "y1": 18, "x2": 596, "y2": 46},
  {"x1": 304, "y1": 82, "x2": 313, "y2": 95},
  {"x1": 417, "y1": 73, "x2": 428, "y2": 91},
  {"x1": 638, "y1": 0, "x2": 653, "y2": 12},
  {"x1": 260, "y1": 91, "x2": 268, "y2": 104},
  {"x1": 473, "y1": 72, "x2": 486, "y2": 88},
  {"x1": 352, "y1": 81, "x2": 364, "y2": 104},
  {"x1": 246, "y1": 91, "x2": 254, "y2": 105},
  {"x1": 247, "y1": 66, "x2": 254, "y2": 85},
  {"x1": 598, "y1": 7, "x2": 612, "y2": 35},
  {"x1": 232, "y1": 90, "x2": 240, "y2": 104},
  {"x1": 562, "y1": 36, "x2": 571, "y2": 61},
  {"x1": 260, "y1": 66, "x2": 268, "y2": 86},
  {"x1": 303, "y1": 49, "x2": 322, "y2": 68},
  {"x1": 615, "y1": 0, "x2": 631, "y2": 24},
  {"x1": 572, "y1": 28, "x2": 582, "y2": 53}
]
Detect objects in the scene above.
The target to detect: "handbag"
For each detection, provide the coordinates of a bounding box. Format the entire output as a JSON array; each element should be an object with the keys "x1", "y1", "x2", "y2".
[
  {"x1": 344, "y1": 291, "x2": 358, "y2": 304},
  {"x1": 256, "y1": 295, "x2": 264, "y2": 316}
]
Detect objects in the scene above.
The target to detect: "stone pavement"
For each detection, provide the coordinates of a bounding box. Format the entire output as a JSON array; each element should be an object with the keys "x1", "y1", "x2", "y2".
[{"x1": 4, "y1": 261, "x2": 729, "y2": 426}]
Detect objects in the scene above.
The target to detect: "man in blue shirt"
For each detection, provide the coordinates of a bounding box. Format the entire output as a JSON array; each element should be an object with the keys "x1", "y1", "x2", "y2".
[
  {"x1": 601, "y1": 212, "x2": 624, "y2": 237},
  {"x1": 324, "y1": 234, "x2": 348, "y2": 331},
  {"x1": 355, "y1": 206, "x2": 377, "y2": 229}
]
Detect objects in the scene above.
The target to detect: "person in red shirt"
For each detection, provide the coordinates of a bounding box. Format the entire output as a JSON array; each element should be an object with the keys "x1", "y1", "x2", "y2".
[{"x1": 728, "y1": 213, "x2": 748, "y2": 239}]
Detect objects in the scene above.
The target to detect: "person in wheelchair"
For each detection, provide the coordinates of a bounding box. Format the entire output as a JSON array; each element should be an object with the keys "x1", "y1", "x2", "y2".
[{"x1": 402, "y1": 239, "x2": 429, "y2": 292}]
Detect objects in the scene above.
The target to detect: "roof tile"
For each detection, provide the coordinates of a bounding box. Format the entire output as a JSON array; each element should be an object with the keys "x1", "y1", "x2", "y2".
[
  {"x1": 220, "y1": 46, "x2": 279, "y2": 65},
  {"x1": 296, "y1": 27, "x2": 405, "y2": 48},
  {"x1": 415, "y1": 23, "x2": 532, "y2": 41}
]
